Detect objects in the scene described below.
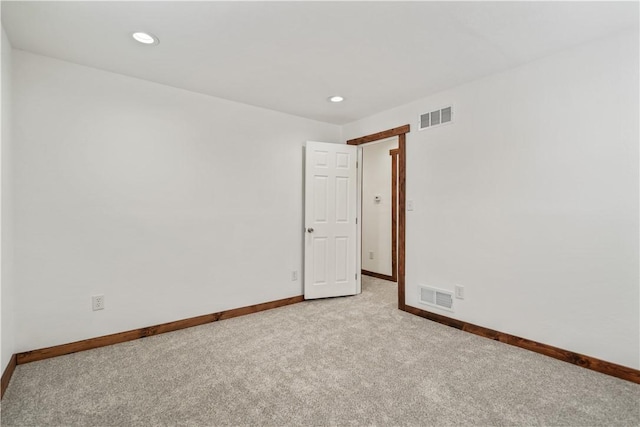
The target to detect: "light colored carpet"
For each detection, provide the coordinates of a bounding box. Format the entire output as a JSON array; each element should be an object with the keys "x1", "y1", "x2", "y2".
[{"x1": 1, "y1": 276, "x2": 639, "y2": 426}]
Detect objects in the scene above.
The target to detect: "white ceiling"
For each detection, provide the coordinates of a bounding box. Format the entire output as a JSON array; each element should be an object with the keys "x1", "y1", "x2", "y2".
[{"x1": 2, "y1": 1, "x2": 638, "y2": 125}]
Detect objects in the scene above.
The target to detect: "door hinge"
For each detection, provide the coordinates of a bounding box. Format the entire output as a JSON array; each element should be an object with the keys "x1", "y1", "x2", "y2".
[
  {"x1": 355, "y1": 217, "x2": 358, "y2": 224},
  {"x1": 355, "y1": 273, "x2": 358, "y2": 280},
  {"x1": 356, "y1": 161, "x2": 358, "y2": 168}
]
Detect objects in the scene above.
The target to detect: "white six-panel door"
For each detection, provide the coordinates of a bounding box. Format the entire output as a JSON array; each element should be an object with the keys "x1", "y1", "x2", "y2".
[{"x1": 304, "y1": 141, "x2": 358, "y2": 299}]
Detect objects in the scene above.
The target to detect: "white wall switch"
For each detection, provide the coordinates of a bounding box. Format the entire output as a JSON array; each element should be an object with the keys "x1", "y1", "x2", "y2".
[{"x1": 455, "y1": 285, "x2": 464, "y2": 299}]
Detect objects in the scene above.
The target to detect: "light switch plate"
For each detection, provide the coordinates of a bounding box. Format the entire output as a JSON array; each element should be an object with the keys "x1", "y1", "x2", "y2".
[{"x1": 455, "y1": 285, "x2": 464, "y2": 299}]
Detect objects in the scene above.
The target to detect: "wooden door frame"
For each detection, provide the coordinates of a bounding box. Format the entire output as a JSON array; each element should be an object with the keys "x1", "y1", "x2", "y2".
[{"x1": 347, "y1": 125, "x2": 409, "y2": 309}]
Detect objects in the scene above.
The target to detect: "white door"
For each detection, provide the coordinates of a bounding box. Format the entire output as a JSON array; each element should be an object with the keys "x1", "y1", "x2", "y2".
[{"x1": 304, "y1": 141, "x2": 359, "y2": 299}]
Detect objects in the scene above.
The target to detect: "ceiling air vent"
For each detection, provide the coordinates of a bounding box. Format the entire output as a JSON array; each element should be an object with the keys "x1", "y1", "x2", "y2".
[
  {"x1": 419, "y1": 105, "x2": 453, "y2": 131},
  {"x1": 419, "y1": 285, "x2": 454, "y2": 311}
]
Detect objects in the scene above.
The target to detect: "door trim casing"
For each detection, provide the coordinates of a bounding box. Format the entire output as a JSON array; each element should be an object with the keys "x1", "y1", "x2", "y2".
[{"x1": 347, "y1": 124, "x2": 410, "y2": 309}]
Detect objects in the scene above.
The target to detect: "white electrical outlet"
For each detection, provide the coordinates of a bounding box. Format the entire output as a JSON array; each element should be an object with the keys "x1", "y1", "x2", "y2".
[
  {"x1": 92, "y1": 295, "x2": 105, "y2": 311},
  {"x1": 291, "y1": 270, "x2": 298, "y2": 281},
  {"x1": 369, "y1": 251, "x2": 374, "y2": 259},
  {"x1": 454, "y1": 285, "x2": 465, "y2": 300},
  {"x1": 407, "y1": 200, "x2": 414, "y2": 211}
]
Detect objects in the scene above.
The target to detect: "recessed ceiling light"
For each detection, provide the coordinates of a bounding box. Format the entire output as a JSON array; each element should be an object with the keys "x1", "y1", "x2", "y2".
[
  {"x1": 132, "y1": 32, "x2": 159, "y2": 45},
  {"x1": 329, "y1": 96, "x2": 344, "y2": 103}
]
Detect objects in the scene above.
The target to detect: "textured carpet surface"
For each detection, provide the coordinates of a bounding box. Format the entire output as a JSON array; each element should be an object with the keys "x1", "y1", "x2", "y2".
[{"x1": 1, "y1": 277, "x2": 639, "y2": 426}]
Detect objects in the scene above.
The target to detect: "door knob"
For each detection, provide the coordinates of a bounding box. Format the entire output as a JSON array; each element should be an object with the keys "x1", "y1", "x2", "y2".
[{"x1": 307, "y1": 228, "x2": 314, "y2": 233}]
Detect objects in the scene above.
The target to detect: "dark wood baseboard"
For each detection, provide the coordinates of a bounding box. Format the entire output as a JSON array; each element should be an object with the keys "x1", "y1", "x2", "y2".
[
  {"x1": 16, "y1": 295, "x2": 304, "y2": 365},
  {"x1": 361, "y1": 270, "x2": 396, "y2": 282},
  {"x1": 1, "y1": 353, "x2": 17, "y2": 398},
  {"x1": 401, "y1": 304, "x2": 640, "y2": 384}
]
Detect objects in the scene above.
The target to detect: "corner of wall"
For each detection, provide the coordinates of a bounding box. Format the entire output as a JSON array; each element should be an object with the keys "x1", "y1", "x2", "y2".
[{"x1": 1, "y1": 24, "x2": 16, "y2": 374}]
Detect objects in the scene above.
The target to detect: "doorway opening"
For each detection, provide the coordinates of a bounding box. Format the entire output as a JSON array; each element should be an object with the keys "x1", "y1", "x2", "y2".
[
  {"x1": 347, "y1": 125, "x2": 410, "y2": 309},
  {"x1": 359, "y1": 137, "x2": 398, "y2": 283}
]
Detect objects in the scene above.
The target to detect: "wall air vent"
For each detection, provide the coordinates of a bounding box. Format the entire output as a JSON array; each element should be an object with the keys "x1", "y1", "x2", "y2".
[
  {"x1": 419, "y1": 285, "x2": 454, "y2": 311},
  {"x1": 419, "y1": 105, "x2": 453, "y2": 131}
]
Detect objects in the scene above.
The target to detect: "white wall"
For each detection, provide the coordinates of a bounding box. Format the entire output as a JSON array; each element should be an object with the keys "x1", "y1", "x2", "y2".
[
  {"x1": 1, "y1": 26, "x2": 16, "y2": 373},
  {"x1": 12, "y1": 51, "x2": 340, "y2": 352},
  {"x1": 362, "y1": 137, "x2": 397, "y2": 276},
  {"x1": 343, "y1": 30, "x2": 640, "y2": 369}
]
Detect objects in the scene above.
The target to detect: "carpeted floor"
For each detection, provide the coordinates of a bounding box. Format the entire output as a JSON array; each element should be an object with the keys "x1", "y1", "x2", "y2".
[{"x1": 1, "y1": 276, "x2": 639, "y2": 426}]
